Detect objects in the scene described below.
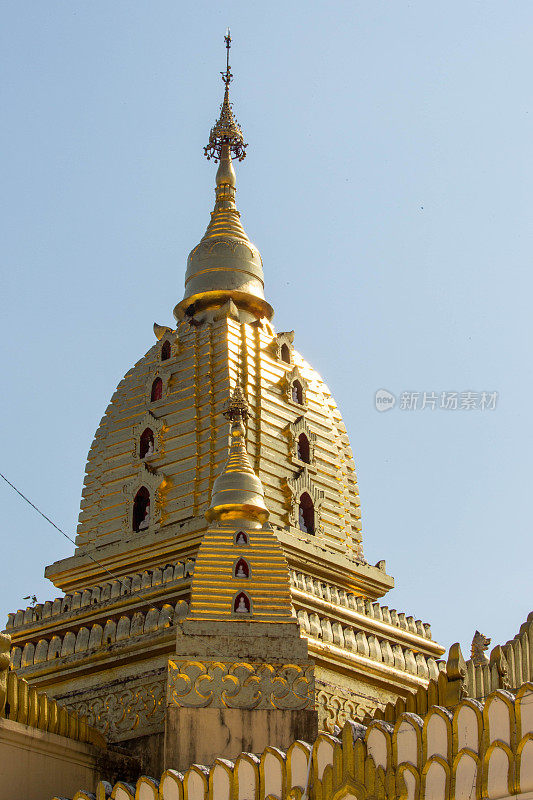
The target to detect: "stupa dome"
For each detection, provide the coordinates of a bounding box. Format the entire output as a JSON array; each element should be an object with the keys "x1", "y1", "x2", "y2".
[
  {"x1": 48, "y1": 318, "x2": 377, "y2": 595},
  {"x1": 46, "y1": 41, "x2": 388, "y2": 603}
]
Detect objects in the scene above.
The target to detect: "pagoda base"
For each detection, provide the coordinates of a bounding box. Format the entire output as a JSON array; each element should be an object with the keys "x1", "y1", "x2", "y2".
[{"x1": 164, "y1": 706, "x2": 318, "y2": 771}]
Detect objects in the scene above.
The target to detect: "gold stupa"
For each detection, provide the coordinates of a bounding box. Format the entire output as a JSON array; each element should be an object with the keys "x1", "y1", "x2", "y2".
[{"x1": 6, "y1": 34, "x2": 444, "y2": 760}]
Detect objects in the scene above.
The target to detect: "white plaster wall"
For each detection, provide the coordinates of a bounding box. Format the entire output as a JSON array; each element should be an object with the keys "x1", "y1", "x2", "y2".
[{"x1": 0, "y1": 717, "x2": 99, "y2": 800}]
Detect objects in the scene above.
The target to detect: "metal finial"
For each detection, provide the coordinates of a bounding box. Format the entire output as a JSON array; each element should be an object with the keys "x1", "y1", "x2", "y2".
[
  {"x1": 223, "y1": 381, "x2": 249, "y2": 421},
  {"x1": 204, "y1": 31, "x2": 248, "y2": 163},
  {"x1": 222, "y1": 28, "x2": 232, "y2": 87}
]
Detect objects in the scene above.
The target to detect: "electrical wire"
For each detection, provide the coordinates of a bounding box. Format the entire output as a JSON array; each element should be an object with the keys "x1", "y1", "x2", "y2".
[{"x1": 0, "y1": 471, "x2": 126, "y2": 589}]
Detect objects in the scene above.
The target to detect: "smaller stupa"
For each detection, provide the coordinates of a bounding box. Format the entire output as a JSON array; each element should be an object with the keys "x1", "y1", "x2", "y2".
[{"x1": 165, "y1": 383, "x2": 316, "y2": 770}]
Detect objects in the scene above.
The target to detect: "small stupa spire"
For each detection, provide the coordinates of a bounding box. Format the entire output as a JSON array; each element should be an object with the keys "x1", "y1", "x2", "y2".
[
  {"x1": 174, "y1": 32, "x2": 273, "y2": 324},
  {"x1": 205, "y1": 382, "x2": 269, "y2": 527}
]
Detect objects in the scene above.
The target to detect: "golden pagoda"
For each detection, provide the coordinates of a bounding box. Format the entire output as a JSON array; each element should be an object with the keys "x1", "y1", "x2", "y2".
[{"x1": 4, "y1": 33, "x2": 445, "y2": 776}]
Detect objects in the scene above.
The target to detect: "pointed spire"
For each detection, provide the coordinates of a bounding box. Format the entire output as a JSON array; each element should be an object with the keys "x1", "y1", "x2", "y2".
[
  {"x1": 174, "y1": 33, "x2": 273, "y2": 325},
  {"x1": 204, "y1": 28, "x2": 248, "y2": 164},
  {"x1": 205, "y1": 382, "x2": 269, "y2": 527}
]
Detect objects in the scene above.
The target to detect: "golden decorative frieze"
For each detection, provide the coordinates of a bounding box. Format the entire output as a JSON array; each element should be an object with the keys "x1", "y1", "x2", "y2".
[
  {"x1": 317, "y1": 684, "x2": 373, "y2": 733},
  {"x1": 7, "y1": 560, "x2": 193, "y2": 634},
  {"x1": 10, "y1": 600, "x2": 187, "y2": 672},
  {"x1": 167, "y1": 658, "x2": 314, "y2": 711},
  {"x1": 63, "y1": 674, "x2": 166, "y2": 742}
]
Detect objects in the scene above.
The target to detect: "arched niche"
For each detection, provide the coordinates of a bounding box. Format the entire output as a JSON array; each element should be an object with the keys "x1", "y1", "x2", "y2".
[
  {"x1": 132, "y1": 411, "x2": 165, "y2": 461},
  {"x1": 233, "y1": 591, "x2": 252, "y2": 615},
  {"x1": 233, "y1": 558, "x2": 250, "y2": 579},
  {"x1": 161, "y1": 339, "x2": 171, "y2": 361},
  {"x1": 151, "y1": 377, "x2": 163, "y2": 402},
  {"x1": 283, "y1": 467, "x2": 324, "y2": 533},
  {"x1": 123, "y1": 466, "x2": 168, "y2": 534},
  {"x1": 144, "y1": 370, "x2": 170, "y2": 405},
  {"x1": 273, "y1": 330, "x2": 295, "y2": 364},
  {"x1": 297, "y1": 433, "x2": 311, "y2": 463},
  {"x1": 287, "y1": 416, "x2": 317, "y2": 468},
  {"x1": 139, "y1": 428, "x2": 155, "y2": 459},
  {"x1": 132, "y1": 487, "x2": 150, "y2": 532},
  {"x1": 234, "y1": 531, "x2": 249, "y2": 546},
  {"x1": 292, "y1": 380, "x2": 304, "y2": 405},
  {"x1": 283, "y1": 365, "x2": 308, "y2": 407},
  {"x1": 281, "y1": 343, "x2": 291, "y2": 364},
  {"x1": 299, "y1": 492, "x2": 315, "y2": 535}
]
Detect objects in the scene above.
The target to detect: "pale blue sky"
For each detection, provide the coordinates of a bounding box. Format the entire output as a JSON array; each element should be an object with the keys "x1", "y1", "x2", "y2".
[{"x1": 2, "y1": 1, "x2": 532, "y2": 658}]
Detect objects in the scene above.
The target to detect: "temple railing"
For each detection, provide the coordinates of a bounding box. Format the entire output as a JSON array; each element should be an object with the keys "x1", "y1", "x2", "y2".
[{"x1": 0, "y1": 631, "x2": 105, "y2": 748}]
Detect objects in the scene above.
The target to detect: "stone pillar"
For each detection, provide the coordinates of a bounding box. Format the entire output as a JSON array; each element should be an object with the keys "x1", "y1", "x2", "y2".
[{"x1": 164, "y1": 619, "x2": 317, "y2": 771}]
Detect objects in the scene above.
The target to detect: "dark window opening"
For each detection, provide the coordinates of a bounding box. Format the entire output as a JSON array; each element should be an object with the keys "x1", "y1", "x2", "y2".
[
  {"x1": 161, "y1": 340, "x2": 171, "y2": 361},
  {"x1": 297, "y1": 433, "x2": 311, "y2": 463},
  {"x1": 139, "y1": 428, "x2": 155, "y2": 459},
  {"x1": 291, "y1": 380, "x2": 303, "y2": 404},
  {"x1": 298, "y1": 492, "x2": 315, "y2": 535},
  {"x1": 151, "y1": 378, "x2": 163, "y2": 402},
  {"x1": 133, "y1": 487, "x2": 151, "y2": 532},
  {"x1": 234, "y1": 558, "x2": 250, "y2": 579},
  {"x1": 233, "y1": 592, "x2": 251, "y2": 614},
  {"x1": 280, "y1": 343, "x2": 291, "y2": 364},
  {"x1": 235, "y1": 531, "x2": 248, "y2": 546}
]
